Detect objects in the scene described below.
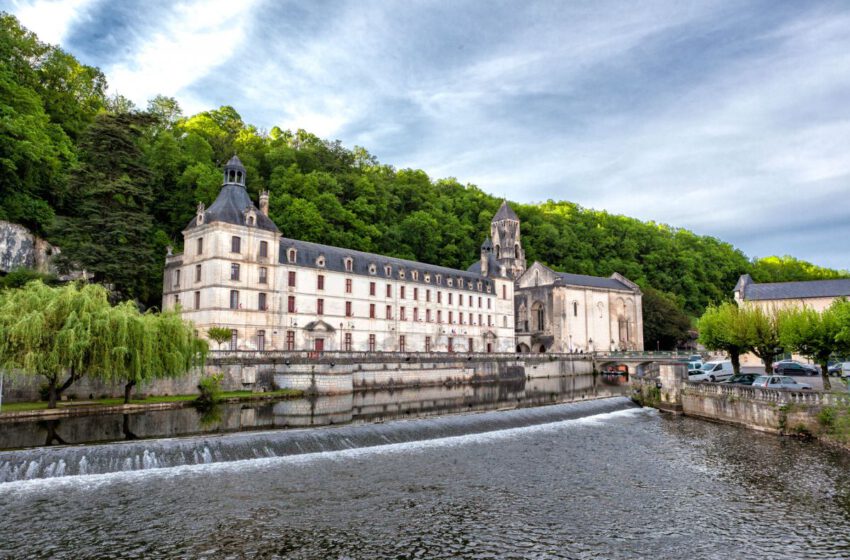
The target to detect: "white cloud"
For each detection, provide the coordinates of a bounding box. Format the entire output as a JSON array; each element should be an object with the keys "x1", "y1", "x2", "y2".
[{"x1": 11, "y1": 0, "x2": 95, "y2": 45}]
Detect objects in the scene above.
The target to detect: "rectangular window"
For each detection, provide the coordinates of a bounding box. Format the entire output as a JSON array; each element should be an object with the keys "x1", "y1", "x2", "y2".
[
  {"x1": 426, "y1": 289, "x2": 431, "y2": 302},
  {"x1": 425, "y1": 336, "x2": 431, "y2": 352},
  {"x1": 259, "y1": 240, "x2": 268, "y2": 258},
  {"x1": 426, "y1": 309, "x2": 431, "y2": 322},
  {"x1": 174, "y1": 269, "x2": 181, "y2": 288},
  {"x1": 487, "y1": 298, "x2": 491, "y2": 310},
  {"x1": 400, "y1": 306, "x2": 406, "y2": 321},
  {"x1": 478, "y1": 314, "x2": 482, "y2": 326},
  {"x1": 488, "y1": 315, "x2": 492, "y2": 326},
  {"x1": 437, "y1": 291, "x2": 442, "y2": 304},
  {"x1": 437, "y1": 310, "x2": 442, "y2": 323},
  {"x1": 194, "y1": 291, "x2": 200, "y2": 309},
  {"x1": 257, "y1": 330, "x2": 265, "y2": 352},
  {"x1": 230, "y1": 329, "x2": 238, "y2": 351},
  {"x1": 400, "y1": 286, "x2": 406, "y2": 299},
  {"x1": 288, "y1": 271, "x2": 296, "y2": 287},
  {"x1": 195, "y1": 264, "x2": 201, "y2": 282},
  {"x1": 230, "y1": 290, "x2": 239, "y2": 309},
  {"x1": 197, "y1": 237, "x2": 203, "y2": 255},
  {"x1": 317, "y1": 298, "x2": 324, "y2": 315},
  {"x1": 413, "y1": 287, "x2": 418, "y2": 300},
  {"x1": 478, "y1": 297, "x2": 482, "y2": 308},
  {"x1": 288, "y1": 296, "x2": 295, "y2": 313},
  {"x1": 230, "y1": 263, "x2": 240, "y2": 281},
  {"x1": 369, "y1": 282, "x2": 376, "y2": 296},
  {"x1": 259, "y1": 292, "x2": 267, "y2": 311},
  {"x1": 317, "y1": 274, "x2": 325, "y2": 290},
  {"x1": 502, "y1": 285, "x2": 507, "y2": 299},
  {"x1": 448, "y1": 311, "x2": 453, "y2": 324},
  {"x1": 368, "y1": 334, "x2": 376, "y2": 352},
  {"x1": 459, "y1": 313, "x2": 464, "y2": 325},
  {"x1": 259, "y1": 267, "x2": 267, "y2": 284},
  {"x1": 386, "y1": 284, "x2": 392, "y2": 297},
  {"x1": 468, "y1": 338, "x2": 474, "y2": 352},
  {"x1": 286, "y1": 330, "x2": 295, "y2": 351},
  {"x1": 346, "y1": 279, "x2": 352, "y2": 293},
  {"x1": 413, "y1": 308, "x2": 419, "y2": 321},
  {"x1": 345, "y1": 301, "x2": 352, "y2": 317},
  {"x1": 448, "y1": 293, "x2": 453, "y2": 305},
  {"x1": 174, "y1": 294, "x2": 180, "y2": 306},
  {"x1": 399, "y1": 335, "x2": 405, "y2": 352},
  {"x1": 345, "y1": 259, "x2": 353, "y2": 272},
  {"x1": 386, "y1": 305, "x2": 392, "y2": 319},
  {"x1": 448, "y1": 337, "x2": 454, "y2": 353},
  {"x1": 231, "y1": 236, "x2": 241, "y2": 253},
  {"x1": 369, "y1": 303, "x2": 376, "y2": 319},
  {"x1": 344, "y1": 332, "x2": 352, "y2": 352}
]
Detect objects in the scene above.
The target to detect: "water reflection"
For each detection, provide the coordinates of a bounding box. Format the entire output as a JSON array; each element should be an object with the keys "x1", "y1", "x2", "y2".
[{"x1": 0, "y1": 373, "x2": 625, "y2": 451}]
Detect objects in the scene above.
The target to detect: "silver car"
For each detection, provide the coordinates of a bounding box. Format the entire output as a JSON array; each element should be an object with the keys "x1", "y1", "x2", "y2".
[{"x1": 751, "y1": 375, "x2": 812, "y2": 390}]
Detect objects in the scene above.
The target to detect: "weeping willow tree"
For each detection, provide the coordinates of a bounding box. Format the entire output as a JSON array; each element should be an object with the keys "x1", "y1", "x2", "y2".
[
  {"x1": 99, "y1": 303, "x2": 208, "y2": 403},
  {"x1": 0, "y1": 281, "x2": 207, "y2": 407}
]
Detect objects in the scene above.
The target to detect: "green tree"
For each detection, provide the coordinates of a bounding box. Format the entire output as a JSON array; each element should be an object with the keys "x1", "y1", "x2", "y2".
[
  {"x1": 780, "y1": 300, "x2": 850, "y2": 391},
  {"x1": 207, "y1": 326, "x2": 232, "y2": 350},
  {"x1": 698, "y1": 302, "x2": 751, "y2": 374},
  {"x1": 743, "y1": 305, "x2": 788, "y2": 373},
  {"x1": 54, "y1": 112, "x2": 158, "y2": 303},
  {"x1": 641, "y1": 286, "x2": 693, "y2": 351},
  {"x1": 0, "y1": 281, "x2": 112, "y2": 407}
]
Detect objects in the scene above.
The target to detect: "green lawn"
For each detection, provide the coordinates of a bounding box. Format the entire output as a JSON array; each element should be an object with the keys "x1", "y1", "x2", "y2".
[{"x1": 0, "y1": 389, "x2": 303, "y2": 414}]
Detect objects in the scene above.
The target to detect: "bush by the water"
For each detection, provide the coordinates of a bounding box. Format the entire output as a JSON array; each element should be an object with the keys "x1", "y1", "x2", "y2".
[{"x1": 196, "y1": 373, "x2": 223, "y2": 405}]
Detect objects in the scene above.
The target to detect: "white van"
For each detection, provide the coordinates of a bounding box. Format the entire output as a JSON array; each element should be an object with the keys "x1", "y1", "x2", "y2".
[{"x1": 688, "y1": 361, "x2": 734, "y2": 382}]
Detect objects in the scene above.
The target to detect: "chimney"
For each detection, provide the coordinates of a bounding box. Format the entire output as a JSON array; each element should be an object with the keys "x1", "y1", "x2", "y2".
[{"x1": 259, "y1": 190, "x2": 269, "y2": 216}]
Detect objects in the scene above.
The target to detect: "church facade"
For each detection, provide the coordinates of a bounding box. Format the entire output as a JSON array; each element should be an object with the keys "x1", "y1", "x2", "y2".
[
  {"x1": 163, "y1": 156, "x2": 643, "y2": 354},
  {"x1": 162, "y1": 156, "x2": 516, "y2": 353}
]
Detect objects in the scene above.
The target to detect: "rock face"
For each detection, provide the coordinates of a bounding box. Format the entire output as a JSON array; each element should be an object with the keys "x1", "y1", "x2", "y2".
[{"x1": 0, "y1": 221, "x2": 58, "y2": 274}]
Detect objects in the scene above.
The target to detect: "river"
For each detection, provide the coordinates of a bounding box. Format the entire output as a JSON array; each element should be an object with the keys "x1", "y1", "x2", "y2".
[{"x1": 1, "y1": 377, "x2": 850, "y2": 558}]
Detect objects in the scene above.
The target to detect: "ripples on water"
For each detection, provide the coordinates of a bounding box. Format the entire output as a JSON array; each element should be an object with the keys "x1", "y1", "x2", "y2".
[{"x1": 2, "y1": 398, "x2": 850, "y2": 559}]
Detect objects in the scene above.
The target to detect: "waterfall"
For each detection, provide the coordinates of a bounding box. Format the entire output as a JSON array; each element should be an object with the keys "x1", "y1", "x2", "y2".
[{"x1": 0, "y1": 397, "x2": 637, "y2": 483}]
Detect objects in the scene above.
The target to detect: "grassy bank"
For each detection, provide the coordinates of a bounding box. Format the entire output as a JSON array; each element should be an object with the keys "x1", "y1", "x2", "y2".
[{"x1": 0, "y1": 389, "x2": 304, "y2": 415}]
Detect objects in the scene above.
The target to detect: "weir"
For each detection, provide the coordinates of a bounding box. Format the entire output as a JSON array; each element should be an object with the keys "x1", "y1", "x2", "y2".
[{"x1": 0, "y1": 396, "x2": 636, "y2": 483}]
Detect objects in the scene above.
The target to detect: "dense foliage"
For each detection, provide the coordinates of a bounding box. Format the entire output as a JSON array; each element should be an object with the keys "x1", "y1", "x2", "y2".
[
  {"x1": 1, "y1": 14, "x2": 847, "y2": 338},
  {"x1": 0, "y1": 281, "x2": 207, "y2": 407}
]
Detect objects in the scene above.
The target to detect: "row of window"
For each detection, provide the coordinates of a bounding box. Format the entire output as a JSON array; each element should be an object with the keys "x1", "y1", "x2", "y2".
[{"x1": 225, "y1": 329, "x2": 491, "y2": 353}]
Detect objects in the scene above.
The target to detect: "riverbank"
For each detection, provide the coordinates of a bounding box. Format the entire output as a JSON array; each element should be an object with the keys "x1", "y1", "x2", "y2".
[{"x1": 0, "y1": 389, "x2": 304, "y2": 421}]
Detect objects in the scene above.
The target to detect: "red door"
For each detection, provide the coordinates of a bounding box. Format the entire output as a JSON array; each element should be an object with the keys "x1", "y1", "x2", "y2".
[{"x1": 314, "y1": 338, "x2": 324, "y2": 352}]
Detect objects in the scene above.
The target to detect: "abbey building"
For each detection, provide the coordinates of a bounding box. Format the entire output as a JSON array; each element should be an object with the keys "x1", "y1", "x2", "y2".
[{"x1": 163, "y1": 156, "x2": 643, "y2": 353}]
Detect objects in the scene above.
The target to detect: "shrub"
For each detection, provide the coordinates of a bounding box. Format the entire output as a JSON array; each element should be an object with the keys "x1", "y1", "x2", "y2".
[
  {"x1": 818, "y1": 406, "x2": 837, "y2": 430},
  {"x1": 196, "y1": 372, "x2": 223, "y2": 405}
]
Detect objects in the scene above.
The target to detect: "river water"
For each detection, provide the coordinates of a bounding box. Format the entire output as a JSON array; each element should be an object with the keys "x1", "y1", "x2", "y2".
[{"x1": 2, "y1": 378, "x2": 850, "y2": 559}]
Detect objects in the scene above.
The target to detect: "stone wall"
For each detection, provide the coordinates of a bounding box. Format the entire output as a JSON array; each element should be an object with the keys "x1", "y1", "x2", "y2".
[{"x1": 0, "y1": 220, "x2": 57, "y2": 274}]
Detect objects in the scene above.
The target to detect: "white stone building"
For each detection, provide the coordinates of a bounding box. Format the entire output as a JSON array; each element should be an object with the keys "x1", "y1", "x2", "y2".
[{"x1": 163, "y1": 156, "x2": 516, "y2": 353}]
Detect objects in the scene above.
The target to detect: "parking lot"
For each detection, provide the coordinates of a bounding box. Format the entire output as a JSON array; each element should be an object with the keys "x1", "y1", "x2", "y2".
[{"x1": 739, "y1": 366, "x2": 847, "y2": 391}]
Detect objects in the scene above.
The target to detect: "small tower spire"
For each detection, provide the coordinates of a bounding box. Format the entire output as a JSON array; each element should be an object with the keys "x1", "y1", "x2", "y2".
[{"x1": 223, "y1": 154, "x2": 247, "y2": 187}]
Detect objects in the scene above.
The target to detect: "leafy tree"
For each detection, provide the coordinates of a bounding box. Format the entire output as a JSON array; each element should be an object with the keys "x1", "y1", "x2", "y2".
[
  {"x1": 207, "y1": 326, "x2": 233, "y2": 350},
  {"x1": 54, "y1": 112, "x2": 158, "y2": 302},
  {"x1": 698, "y1": 302, "x2": 751, "y2": 374},
  {"x1": 641, "y1": 286, "x2": 692, "y2": 351},
  {"x1": 0, "y1": 281, "x2": 112, "y2": 407},
  {"x1": 743, "y1": 305, "x2": 788, "y2": 373},
  {"x1": 781, "y1": 300, "x2": 850, "y2": 391}
]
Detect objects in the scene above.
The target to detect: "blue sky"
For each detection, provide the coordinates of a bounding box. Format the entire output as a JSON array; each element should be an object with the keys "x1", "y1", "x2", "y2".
[{"x1": 6, "y1": 0, "x2": 850, "y2": 269}]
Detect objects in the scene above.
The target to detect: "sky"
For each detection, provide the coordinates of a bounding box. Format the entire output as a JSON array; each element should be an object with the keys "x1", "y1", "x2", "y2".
[{"x1": 5, "y1": 0, "x2": 850, "y2": 269}]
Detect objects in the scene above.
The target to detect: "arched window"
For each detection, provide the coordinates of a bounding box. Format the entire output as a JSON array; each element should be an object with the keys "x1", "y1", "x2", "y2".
[
  {"x1": 495, "y1": 245, "x2": 501, "y2": 258},
  {"x1": 515, "y1": 244, "x2": 520, "y2": 258},
  {"x1": 531, "y1": 301, "x2": 545, "y2": 331},
  {"x1": 288, "y1": 248, "x2": 297, "y2": 263}
]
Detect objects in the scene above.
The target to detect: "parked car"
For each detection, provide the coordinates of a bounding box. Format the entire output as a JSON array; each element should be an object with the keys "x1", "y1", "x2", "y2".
[
  {"x1": 828, "y1": 362, "x2": 850, "y2": 377},
  {"x1": 773, "y1": 361, "x2": 818, "y2": 376},
  {"x1": 687, "y1": 361, "x2": 703, "y2": 375},
  {"x1": 722, "y1": 373, "x2": 760, "y2": 386},
  {"x1": 689, "y1": 360, "x2": 734, "y2": 382},
  {"x1": 751, "y1": 375, "x2": 812, "y2": 390}
]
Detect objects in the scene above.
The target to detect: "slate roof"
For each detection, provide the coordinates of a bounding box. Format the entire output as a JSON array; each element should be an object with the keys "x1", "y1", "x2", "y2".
[
  {"x1": 739, "y1": 277, "x2": 850, "y2": 301},
  {"x1": 186, "y1": 184, "x2": 279, "y2": 232},
  {"x1": 280, "y1": 237, "x2": 495, "y2": 293},
  {"x1": 493, "y1": 200, "x2": 518, "y2": 222},
  {"x1": 466, "y1": 252, "x2": 503, "y2": 277},
  {"x1": 555, "y1": 272, "x2": 635, "y2": 292}
]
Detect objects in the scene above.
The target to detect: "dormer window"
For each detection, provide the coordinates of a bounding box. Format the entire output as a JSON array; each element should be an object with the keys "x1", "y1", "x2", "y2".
[
  {"x1": 316, "y1": 255, "x2": 326, "y2": 267},
  {"x1": 399, "y1": 269, "x2": 406, "y2": 279},
  {"x1": 384, "y1": 265, "x2": 392, "y2": 276},
  {"x1": 425, "y1": 273, "x2": 431, "y2": 283},
  {"x1": 344, "y1": 257, "x2": 354, "y2": 272},
  {"x1": 412, "y1": 271, "x2": 419, "y2": 281},
  {"x1": 447, "y1": 278, "x2": 453, "y2": 287},
  {"x1": 248, "y1": 216, "x2": 255, "y2": 226},
  {"x1": 436, "y1": 274, "x2": 442, "y2": 285},
  {"x1": 369, "y1": 263, "x2": 377, "y2": 275},
  {"x1": 288, "y1": 248, "x2": 297, "y2": 263},
  {"x1": 477, "y1": 281, "x2": 482, "y2": 291}
]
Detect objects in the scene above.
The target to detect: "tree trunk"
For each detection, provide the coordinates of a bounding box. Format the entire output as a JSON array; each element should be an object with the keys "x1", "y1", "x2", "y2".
[
  {"x1": 730, "y1": 350, "x2": 741, "y2": 375},
  {"x1": 47, "y1": 381, "x2": 58, "y2": 409},
  {"x1": 821, "y1": 362, "x2": 832, "y2": 391},
  {"x1": 124, "y1": 380, "x2": 136, "y2": 404}
]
